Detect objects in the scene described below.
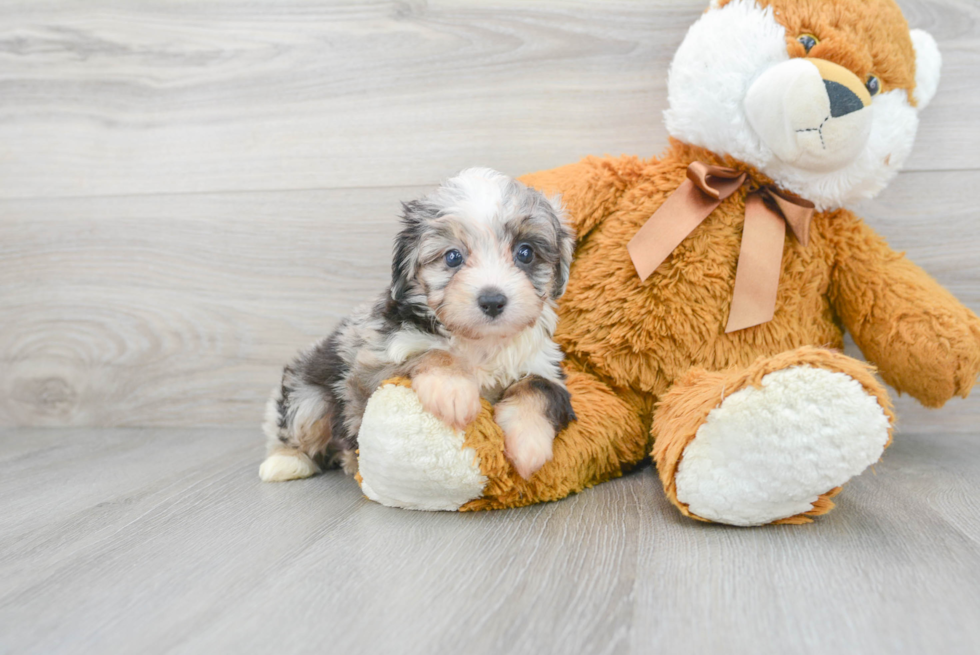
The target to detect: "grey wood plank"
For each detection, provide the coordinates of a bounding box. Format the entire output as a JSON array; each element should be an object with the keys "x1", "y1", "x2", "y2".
[
  {"x1": 0, "y1": 427, "x2": 642, "y2": 655},
  {"x1": 2, "y1": 171, "x2": 978, "y2": 430},
  {"x1": 0, "y1": 186, "x2": 420, "y2": 427},
  {"x1": 0, "y1": 0, "x2": 976, "y2": 201},
  {"x1": 1, "y1": 427, "x2": 979, "y2": 654},
  {"x1": 0, "y1": 428, "x2": 258, "y2": 570},
  {"x1": 631, "y1": 432, "x2": 980, "y2": 655}
]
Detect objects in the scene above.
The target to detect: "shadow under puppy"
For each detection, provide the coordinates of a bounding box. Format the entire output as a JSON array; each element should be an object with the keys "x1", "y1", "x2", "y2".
[{"x1": 261, "y1": 168, "x2": 577, "y2": 483}]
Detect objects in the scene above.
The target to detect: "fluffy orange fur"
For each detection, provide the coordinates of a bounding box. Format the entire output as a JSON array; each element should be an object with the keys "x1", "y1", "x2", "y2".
[
  {"x1": 364, "y1": 0, "x2": 980, "y2": 523},
  {"x1": 496, "y1": 140, "x2": 978, "y2": 520},
  {"x1": 526, "y1": 142, "x2": 980, "y2": 407},
  {"x1": 720, "y1": 0, "x2": 918, "y2": 101}
]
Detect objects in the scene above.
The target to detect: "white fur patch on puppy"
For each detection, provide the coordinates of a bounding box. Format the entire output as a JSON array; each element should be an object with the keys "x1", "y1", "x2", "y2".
[
  {"x1": 495, "y1": 394, "x2": 555, "y2": 480},
  {"x1": 259, "y1": 451, "x2": 319, "y2": 483},
  {"x1": 357, "y1": 383, "x2": 487, "y2": 511},
  {"x1": 674, "y1": 366, "x2": 891, "y2": 526},
  {"x1": 412, "y1": 368, "x2": 481, "y2": 430}
]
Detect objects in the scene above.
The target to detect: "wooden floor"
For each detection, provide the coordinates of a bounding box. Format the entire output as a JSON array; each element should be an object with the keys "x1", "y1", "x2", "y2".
[
  {"x1": 2, "y1": 427, "x2": 979, "y2": 655},
  {"x1": 2, "y1": 0, "x2": 980, "y2": 653}
]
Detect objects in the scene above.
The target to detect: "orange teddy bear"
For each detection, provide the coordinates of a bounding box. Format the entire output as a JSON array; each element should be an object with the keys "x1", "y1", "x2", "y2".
[{"x1": 354, "y1": 0, "x2": 980, "y2": 526}]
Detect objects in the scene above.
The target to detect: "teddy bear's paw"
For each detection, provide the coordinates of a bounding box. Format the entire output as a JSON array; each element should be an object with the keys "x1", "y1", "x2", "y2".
[
  {"x1": 259, "y1": 450, "x2": 319, "y2": 483},
  {"x1": 674, "y1": 366, "x2": 891, "y2": 526},
  {"x1": 357, "y1": 382, "x2": 487, "y2": 511}
]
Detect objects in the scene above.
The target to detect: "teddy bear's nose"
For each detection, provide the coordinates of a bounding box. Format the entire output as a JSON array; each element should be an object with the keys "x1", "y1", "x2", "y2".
[
  {"x1": 809, "y1": 57, "x2": 871, "y2": 114},
  {"x1": 825, "y1": 80, "x2": 865, "y2": 118}
]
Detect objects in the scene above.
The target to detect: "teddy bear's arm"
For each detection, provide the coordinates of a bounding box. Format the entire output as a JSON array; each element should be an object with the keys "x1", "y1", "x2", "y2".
[
  {"x1": 829, "y1": 211, "x2": 980, "y2": 407},
  {"x1": 519, "y1": 155, "x2": 645, "y2": 240}
]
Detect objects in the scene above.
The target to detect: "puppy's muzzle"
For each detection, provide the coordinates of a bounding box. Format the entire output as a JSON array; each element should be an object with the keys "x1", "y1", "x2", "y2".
[
  {"x1": 744, "y1": 57, "x2": 873, "y2": 173},
  {"x1": 477, "y1": 288, "x2": 507, "y2": 319}
]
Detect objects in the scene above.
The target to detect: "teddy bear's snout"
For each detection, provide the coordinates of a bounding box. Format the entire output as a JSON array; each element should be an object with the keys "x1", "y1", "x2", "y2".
[{"x1": 744, "y1": 57, "x2": 873, "y2": 173}]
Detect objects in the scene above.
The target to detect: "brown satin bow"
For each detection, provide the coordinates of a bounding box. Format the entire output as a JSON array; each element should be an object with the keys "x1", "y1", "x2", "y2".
[{"x1": 627, "y1": 162, "x2": 815, "y2": 333}]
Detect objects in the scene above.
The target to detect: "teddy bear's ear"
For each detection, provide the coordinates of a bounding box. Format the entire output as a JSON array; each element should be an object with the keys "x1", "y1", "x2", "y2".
[{"x1": 910, "y1": 29, "x2": 941, "y2": 110}]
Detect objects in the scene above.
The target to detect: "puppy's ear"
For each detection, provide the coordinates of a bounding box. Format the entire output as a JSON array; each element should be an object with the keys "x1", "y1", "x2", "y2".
[
  {"x1": 548, "y1": 194, "x2": 576, "y2": 300},
  {"x1": 391, "y1": 201, "x2": 425, "y2": 300}
]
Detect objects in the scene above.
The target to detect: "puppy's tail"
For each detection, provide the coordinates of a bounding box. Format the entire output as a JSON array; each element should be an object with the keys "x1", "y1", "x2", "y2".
[
  {"x1": 261, "y1": 366, "x2": 356, "y2": 476},
  {"x1": 262, "y1": 373, "x2": 293, "y2": 449}
]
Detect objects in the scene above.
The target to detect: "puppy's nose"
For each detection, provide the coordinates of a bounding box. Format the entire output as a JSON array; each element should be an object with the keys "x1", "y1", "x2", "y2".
[{"x1": 477, "y1": 290, "x2": 507, "y2": 318}]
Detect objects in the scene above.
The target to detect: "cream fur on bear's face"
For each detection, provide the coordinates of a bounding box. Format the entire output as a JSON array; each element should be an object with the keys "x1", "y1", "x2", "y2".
[{"x1": 665, "y1": 0, "x2": 941, "y2": 211}]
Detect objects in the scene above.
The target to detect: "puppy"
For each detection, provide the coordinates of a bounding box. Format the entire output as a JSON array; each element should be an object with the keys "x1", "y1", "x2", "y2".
[{"x1": 260, "y1": 168, "x2": 577, "y2": 483}]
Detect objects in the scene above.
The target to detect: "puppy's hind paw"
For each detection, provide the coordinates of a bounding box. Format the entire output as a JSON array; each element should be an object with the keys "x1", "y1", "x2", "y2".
[{"x1": 259, "y1": 450, "x2": 319, "y2": 482}]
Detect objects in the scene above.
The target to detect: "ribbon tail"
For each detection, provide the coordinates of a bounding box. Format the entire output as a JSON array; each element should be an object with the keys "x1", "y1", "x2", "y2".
[
  {"x1": 768, "y1": 191, "x2": 815, "y2": 247},
  {"x1": 628, "y1": 179, "x2": 723, "y2": 282},
  {"x1": 725, "y1": 194, "x2": 787, "y2": 333}
]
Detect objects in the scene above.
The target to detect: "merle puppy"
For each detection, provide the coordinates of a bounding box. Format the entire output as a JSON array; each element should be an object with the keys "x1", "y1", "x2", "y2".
[{"x1": 260, "y1": 168, "x2": 577, "y2": 482}]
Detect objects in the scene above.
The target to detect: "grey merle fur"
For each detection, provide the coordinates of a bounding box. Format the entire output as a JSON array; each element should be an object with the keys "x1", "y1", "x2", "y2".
[{"x1": 264, "y1": 168, "x2": 575, "y2": 474}]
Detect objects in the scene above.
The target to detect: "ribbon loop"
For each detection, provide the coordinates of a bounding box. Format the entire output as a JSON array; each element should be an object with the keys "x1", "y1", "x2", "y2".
[
  {"x1": 627, "y1": 161, "x2": 816, "y2": 333},
  {"x1": 686, "y1": 162, "x2": 746, "y2": 201}
]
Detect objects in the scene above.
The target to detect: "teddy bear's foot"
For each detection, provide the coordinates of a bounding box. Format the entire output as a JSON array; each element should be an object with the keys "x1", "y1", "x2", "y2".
[
  {"x1": 356, "y1": 381, "x2": 488, "y2": 510},
  {"x1": 653, "y1": 347, "x2": 895, "y2": 526}
]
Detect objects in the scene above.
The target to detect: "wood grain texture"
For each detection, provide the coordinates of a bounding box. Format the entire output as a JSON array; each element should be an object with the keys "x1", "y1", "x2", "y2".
[
  {"x1": 2, "y1": 3, "x2": 979, "y2": 654},
  {"x1": 1, "y1": 427, "x2": 979, "y2": 654},
  {"x1": 0, "y1": 0, "x2": 978, "y2": 433},
  {"x1": 0, "y1": 0, "x2": 977, "y2": 201},
  {"x1": 0, "y1": 186, "x2": 417, "y2": 426},
  {"x1": 2, "y1": 172, "x2": 977, "y2": 430}
]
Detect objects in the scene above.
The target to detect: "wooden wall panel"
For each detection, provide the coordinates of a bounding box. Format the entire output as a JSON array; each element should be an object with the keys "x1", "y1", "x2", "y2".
[
  {"x1": 0, "y1": 0, "x2": 977, "y2": 431},
  {"x1": 1, "y1": 172, "x2": 977, "y2": 430},
  {"x1": 0, "y1": 0, "x2": 977, "y2": 200}
]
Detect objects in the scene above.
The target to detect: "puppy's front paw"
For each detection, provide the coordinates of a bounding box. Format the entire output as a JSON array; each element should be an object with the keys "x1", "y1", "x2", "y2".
[
  {"x1": 412, "y1": 370, "x2": 481, "y2": 430},
  {"x1": 494, "y1": 399, "x2": 555, "y2": 480}
]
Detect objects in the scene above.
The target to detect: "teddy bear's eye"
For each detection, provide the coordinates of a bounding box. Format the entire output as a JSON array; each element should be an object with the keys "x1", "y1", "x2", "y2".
[
  {"x1": 866, "y1": 75, "x2": 881, "y2": 97},
  {"x1": 798, "y1": 34, "x2": 819, "y2": 53}
]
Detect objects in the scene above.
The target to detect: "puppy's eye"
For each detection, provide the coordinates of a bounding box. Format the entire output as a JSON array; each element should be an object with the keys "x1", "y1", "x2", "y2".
[
  {"x1": 866, "y1": 75, "x2": 881, "y2": 97},
  {"x1": 515, "y1": 244, "x2": 534, "y2": 264},
  {"x1": 798, "y1": 34, "x2": 818, "y2": 53},
  {"x1": 444, "y1": 249, "x2": 464, "y2": 268}
]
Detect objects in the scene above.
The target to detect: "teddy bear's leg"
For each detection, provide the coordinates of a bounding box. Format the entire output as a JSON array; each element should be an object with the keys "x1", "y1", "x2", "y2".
[
  {"x1": 355, "y1": 380, "x2": 489, "y2": 511},
  {"x1": 356, "y1": 364, "x2": 652, "y2": 511},
  {"x1": 652, "y1": 347, "x2": 895, "y2": 526}
]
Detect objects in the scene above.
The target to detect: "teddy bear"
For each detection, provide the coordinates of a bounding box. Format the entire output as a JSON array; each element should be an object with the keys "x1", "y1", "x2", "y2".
[{"x1": 354, "y1": 0, "x2": 980, "y2": 526}]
